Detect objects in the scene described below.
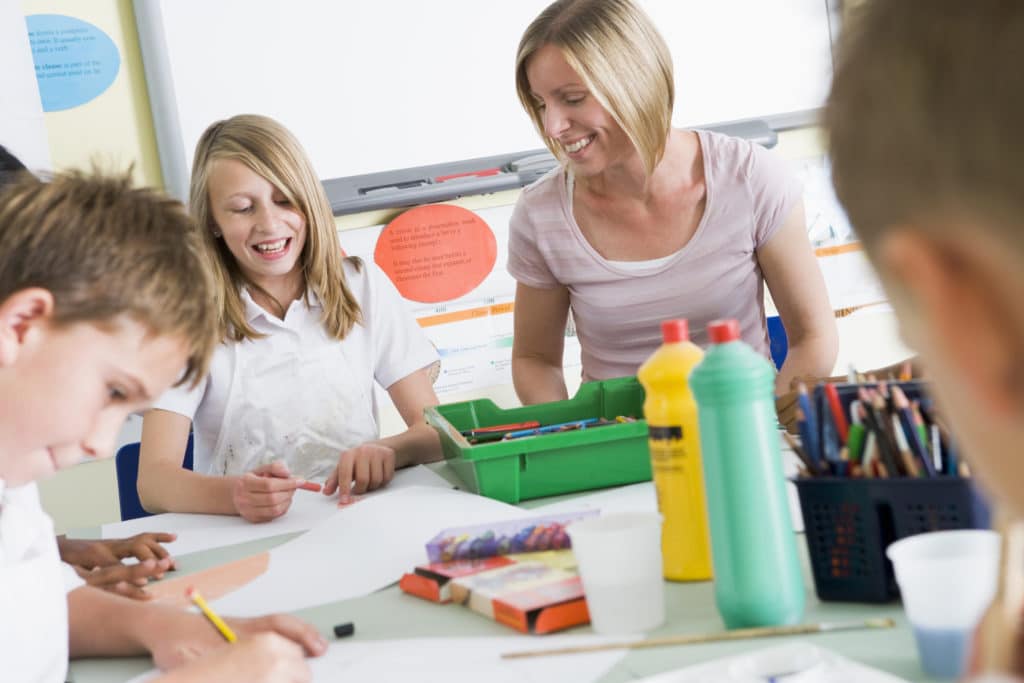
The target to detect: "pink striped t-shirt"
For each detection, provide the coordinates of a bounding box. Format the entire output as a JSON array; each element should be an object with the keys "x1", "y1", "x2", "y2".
[{"x1": 507, "y1": 129, "x2": 802, "y2": 382}]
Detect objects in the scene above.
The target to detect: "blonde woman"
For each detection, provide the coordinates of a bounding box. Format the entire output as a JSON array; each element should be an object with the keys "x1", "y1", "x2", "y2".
[
  {"x1": 508, "y1": 0, "x2": 838, "y2": 404},
  {"x1": 139, "y1": 115, "x2": 442, "y2": 522}
]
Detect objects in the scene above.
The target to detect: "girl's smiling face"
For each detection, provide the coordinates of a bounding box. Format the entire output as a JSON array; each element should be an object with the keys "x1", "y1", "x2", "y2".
[{"x1": 207, "y1": 158, "x2": 307, "y2": 297}]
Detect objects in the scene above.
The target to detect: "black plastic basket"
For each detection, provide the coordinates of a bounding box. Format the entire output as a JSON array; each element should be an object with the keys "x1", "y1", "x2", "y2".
[{"x1": 795, "y1": 477, "x2": 990, "y2": 602}]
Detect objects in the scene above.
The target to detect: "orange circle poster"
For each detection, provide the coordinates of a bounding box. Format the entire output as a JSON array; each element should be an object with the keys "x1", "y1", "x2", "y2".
[{"x1": 374, "y1": 204, "x2": 497, "y2": 303}]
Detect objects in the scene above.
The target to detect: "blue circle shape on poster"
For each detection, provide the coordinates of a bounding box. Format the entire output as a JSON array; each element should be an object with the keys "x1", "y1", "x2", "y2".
[{"x1": 26, "y1": 14, "x2": 121, "y2": 112}]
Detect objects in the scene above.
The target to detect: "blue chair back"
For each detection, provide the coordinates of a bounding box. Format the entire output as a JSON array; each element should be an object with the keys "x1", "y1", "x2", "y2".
[
  {"x1": 114, "y1": 435, "x2": 193, "y2": 521},
  {"x1": 766, "y1": 315, "x2": 788, "y2": 371}
]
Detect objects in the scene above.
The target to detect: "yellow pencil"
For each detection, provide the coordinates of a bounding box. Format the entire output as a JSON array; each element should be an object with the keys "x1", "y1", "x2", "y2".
[{"x1": 186, "y1": 586, "x2": 237, "y2": 643}]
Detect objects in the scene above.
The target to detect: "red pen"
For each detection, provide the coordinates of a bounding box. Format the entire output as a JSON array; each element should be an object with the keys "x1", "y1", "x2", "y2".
[
  {"x1": 824, "y1": 383, "x2": 850, "y2": 444},
  {"x1": 297, "y1": 480, "x2": 322, "y2": 493},
  {"x1": 434, "y1": 168, "x2": 502, "y2": 182}
]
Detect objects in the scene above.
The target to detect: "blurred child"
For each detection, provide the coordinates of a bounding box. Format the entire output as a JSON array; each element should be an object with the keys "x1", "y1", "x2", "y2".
[
  {"x1": 139, "y1": 115, "x2": 442, "y2": 522},
  {"x1": 826, "y1": 0, "x2": 1024, "y2": 677},
  {"x1": 0, "y1": 143, "x2": 180, "y2": 599},
  {"x1": 0, "y1": 170, "x2": 325, "y2": 681}
]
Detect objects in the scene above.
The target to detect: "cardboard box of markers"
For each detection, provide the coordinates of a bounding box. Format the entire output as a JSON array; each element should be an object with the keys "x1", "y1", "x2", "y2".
[
  {"x1": 424, "y1": 377, "x2": 651, "y2": 504},
  {"x1": 791, "y1": 379, "x2": 991, "y2": 603},
  {"x1": 400, "y1": 512, "x2": 596, "y2": 634}
]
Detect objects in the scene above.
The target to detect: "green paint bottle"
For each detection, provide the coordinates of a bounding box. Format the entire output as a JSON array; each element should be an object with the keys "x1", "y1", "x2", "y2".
[{"x1": 689, "y1": 319, "x2": 805, "y2": 628}]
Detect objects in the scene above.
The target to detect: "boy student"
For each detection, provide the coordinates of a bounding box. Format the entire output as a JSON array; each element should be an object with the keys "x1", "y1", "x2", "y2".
[
  {"x1": 0, "y1": 170, "x2": 325, "y2": 682},
  {"x1": 826, "y1": 0, "x2": 1024, "y2": 677},
  {"x1": 0, "y1": 142, "x2": 179, "y2": 601}
]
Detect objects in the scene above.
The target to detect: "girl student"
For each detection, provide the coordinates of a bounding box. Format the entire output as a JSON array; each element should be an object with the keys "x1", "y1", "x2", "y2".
[
  {"x1": 507, "y1": 0, "x2": 838, "y2": 404},
  {"x1": 139, "y1": 114, "x2": 442, "y2": 522}
]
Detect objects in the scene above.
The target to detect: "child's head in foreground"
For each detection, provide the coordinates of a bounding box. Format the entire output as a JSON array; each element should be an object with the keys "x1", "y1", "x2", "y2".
[
  {"x1": 0, "y1": 170, "x2": 217, "y2": 487},
  {"x1": 826, "y1": 0, "x2": 1024, "y2": 514}
]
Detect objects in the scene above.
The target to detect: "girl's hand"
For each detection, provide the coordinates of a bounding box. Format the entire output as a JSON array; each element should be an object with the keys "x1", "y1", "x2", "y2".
[
  {"x1": 232, "y1": 461, "x2": 307, "y2": 523},
  {"x1": 323, "y1": 444, "x2": 396, "y2": 504}
]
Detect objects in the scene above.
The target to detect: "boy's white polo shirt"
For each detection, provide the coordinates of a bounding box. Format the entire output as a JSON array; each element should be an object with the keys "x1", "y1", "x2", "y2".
[
  {"x1": 0, "y1": 480, "x2": 84, "y2": 683},
  {"x1": 154, "y1": 260, "x2": 438, "y2": 479}
]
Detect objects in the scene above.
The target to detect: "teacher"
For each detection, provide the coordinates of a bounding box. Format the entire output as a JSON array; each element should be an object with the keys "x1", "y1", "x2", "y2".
[{"x1": 507, "y1": 0, "x2": 838, "y2": 403}]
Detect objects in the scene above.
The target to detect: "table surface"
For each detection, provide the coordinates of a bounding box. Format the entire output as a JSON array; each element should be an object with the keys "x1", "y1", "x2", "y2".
[{"x1": 67, "y1": 474, "x2": 936, "y2": 683}]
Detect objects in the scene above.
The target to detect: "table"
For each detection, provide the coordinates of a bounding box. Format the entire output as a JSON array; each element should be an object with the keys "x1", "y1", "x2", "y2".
[{"x1": 67, "y1": 483, "x2": 932, "y2": 682}]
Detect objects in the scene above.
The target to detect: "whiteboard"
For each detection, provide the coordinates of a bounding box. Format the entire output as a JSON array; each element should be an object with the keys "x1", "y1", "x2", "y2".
[{"x1": 135, "y1": 0, "x2": 833, "y2": 200}]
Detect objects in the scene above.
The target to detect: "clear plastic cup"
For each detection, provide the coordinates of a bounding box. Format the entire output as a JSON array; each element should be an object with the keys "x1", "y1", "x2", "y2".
[
  {"x1": 566, "y1": 512, "x2": 666, "y2": 634},
  {"x1": 886, "y1": 529, "x2": 1000, "y2": 680}
]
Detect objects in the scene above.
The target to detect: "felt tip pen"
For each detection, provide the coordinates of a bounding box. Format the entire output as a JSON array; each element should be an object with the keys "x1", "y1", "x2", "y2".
[
  {"x1": 297, "y1": 480, "x2": 323, "y2": 493},
  {"x1": 434, "y1": 168, "x2": 501, "y2": 182},
  {"x1": 186, "y1": 586, "x2": 237, "y2": 643},
  {"x1": 461, "y1": 421, "x2": 541, "y2": 436},
  {"x1": 503, "y1": 418, "x2": 600, "y2": 439}
]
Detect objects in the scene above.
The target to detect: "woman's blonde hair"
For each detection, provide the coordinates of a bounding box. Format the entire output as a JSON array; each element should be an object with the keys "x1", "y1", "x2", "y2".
[
  {"x1": 189, "y1": 114, "x2": 362, "y2": 342},
  {"x1": 515, "y1": 0, "x2": 674, "y2": 176}
]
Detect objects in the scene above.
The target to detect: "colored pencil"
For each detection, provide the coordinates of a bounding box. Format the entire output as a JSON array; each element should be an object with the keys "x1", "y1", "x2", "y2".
[{"x1": 186, "y1": 586, "x2": 237, "y2": 643}]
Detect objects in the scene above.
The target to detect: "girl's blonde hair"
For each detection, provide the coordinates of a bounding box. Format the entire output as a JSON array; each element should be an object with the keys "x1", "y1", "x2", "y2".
[
  {"x1": 515, "y1": 0, "x2": 674, "y2": 177},
  {"x1": 190, "y1": 114, "x2": 362, "y2": 342}
]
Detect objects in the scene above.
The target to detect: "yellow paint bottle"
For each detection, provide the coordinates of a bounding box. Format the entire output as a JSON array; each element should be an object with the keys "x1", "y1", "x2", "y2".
[{"x1": 637, "y1": 319, "x2": 712, "y2": 581}]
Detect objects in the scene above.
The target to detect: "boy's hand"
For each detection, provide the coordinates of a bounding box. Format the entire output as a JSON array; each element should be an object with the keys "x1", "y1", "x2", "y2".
[
  {"x1": 232, "y1": 461, "x2": 307, "y2": 523},
  {"x1": 157, "y1": 633, "x2": 311, "y2": 683},
  {"x1": 147, "y1": 610, "x2": 327, "y2": 671},
  {"x1": 73, "y1": 557, "x2": 174, "y2": 600},
  {"x1": 57, "y1": 534, "x2": 177, "y2": 569},
  {"x1": 323, "y1": 444, "x2": 396, "y2": 505}
]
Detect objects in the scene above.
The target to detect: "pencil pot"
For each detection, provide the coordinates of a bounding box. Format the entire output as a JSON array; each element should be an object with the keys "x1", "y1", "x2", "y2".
[{"x1": 795, "y1": 477, "x2": 990, "y2": 602}]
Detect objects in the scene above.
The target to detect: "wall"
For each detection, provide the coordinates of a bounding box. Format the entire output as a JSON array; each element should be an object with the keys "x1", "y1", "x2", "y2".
[{"x1": 22, "y1": 2, "x2": 910, "y2": 533}]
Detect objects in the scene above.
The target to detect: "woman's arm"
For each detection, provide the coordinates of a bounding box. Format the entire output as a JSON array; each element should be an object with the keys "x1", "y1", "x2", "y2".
[
  {"x1": 511, "y1": 282, "x2": 572, "y2": 405},
  {"x1": 757, "y1": 202, "x2": 839, "y2": 395}
]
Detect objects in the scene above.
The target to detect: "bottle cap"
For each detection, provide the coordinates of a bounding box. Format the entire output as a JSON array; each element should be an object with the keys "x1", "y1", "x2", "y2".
[
  {"x1": 660, "y1": 319, "x2": 689, "y2": 343},
  {"x1": 707, "y1": 319, "x2": 740, "y2": 343}
]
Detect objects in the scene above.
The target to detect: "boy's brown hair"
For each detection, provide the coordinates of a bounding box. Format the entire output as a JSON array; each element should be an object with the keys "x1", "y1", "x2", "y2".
[
  {"x1": 0, "y1": 170, "x2": 218, "y2": 386},
  {"x1": 826, "y1": 0, "x2": 1024, "y2": 254}
]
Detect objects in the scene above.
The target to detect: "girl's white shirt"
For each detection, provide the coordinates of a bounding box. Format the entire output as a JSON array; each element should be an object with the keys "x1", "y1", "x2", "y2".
[
  {"x1": 153, "y1": 259, "x2": 438, "y2": 479},
  {"x1": 0, "y1": 480, "x2": 84, "y2": 683}
]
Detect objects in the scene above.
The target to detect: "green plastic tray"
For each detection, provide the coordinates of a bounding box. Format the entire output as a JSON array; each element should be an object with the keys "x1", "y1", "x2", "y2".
[{"x1": 424, "y1": 377, "x2": 652, "y2": 503}]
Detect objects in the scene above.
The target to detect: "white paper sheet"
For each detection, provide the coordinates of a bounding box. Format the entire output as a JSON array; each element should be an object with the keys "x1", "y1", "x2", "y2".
[
  {"x1": 100, "y1": 465, "x2": 454, "y2": 558},
  {"x1": 532, "y1": 443, "x2": 806, "y2": 535},
  {"x1": 530, "y1": 482, "x2": 658, "y2": 517},
  {"x1": 210, "y1": 486, "x2": 529, "y2": 616},
  {"x1": 126, "y1": 634, "x2": 631, "y2": 683},
  {"x1": 633, "y1": 642, "x2": 909, "y2": 683}
]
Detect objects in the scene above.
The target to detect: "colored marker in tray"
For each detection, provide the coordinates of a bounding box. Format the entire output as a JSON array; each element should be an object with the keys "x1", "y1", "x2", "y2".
[{"x1": 461, "y1": 417, "x2": 637, "y2": 444}]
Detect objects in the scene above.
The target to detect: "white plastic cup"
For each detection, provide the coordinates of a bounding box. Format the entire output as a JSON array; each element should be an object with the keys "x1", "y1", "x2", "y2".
[
  {"x1": 567, "y1": 512, "x2": 666, "y2": 634},
  {"x1": 886, "y1": 529, "x2": 1000, "y2": 680}
]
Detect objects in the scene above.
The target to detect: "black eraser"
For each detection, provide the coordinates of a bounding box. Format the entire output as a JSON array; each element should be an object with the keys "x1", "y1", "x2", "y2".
[{"x1": 333, "y1": 622, "x2": 355, "y2": 638}]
